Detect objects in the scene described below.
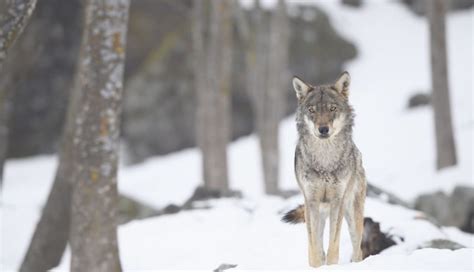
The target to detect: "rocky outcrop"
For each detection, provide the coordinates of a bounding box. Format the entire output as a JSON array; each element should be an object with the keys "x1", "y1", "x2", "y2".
[
  {"x1": 407, "y1": 93, "x2": 431, "y2": 108},
  {"x1": 420, "y1": 239, "x2": 465, "y2": 250},
  {"x1": 5, "y1": 1, "x2": 356, "y2": 163},
  {"x1": 342, "y1": 0, "x2": 363, "y2": 8},
  {"x1": 415, "y1": 186, "x2": 474, "y2": 233},
  {"x1": 122, "y1": 4, "x2": 357, "y2": 162}
]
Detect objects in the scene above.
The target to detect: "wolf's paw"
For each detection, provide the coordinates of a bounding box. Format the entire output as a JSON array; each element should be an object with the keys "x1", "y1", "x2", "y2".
[{"x1": 350, "y1": 251, "x2": 363, "y2": 262}]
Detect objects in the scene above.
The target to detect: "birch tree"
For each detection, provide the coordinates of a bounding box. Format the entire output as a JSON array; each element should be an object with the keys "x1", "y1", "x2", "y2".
[
  {"x1": 427, "y1": 0, "x2": 457, "y2": 170},
  {"x1": 68, "y1": 0, "x2": 130, "y2": 270},
  {"x1": 0, "y1": 0, "x2": 37, "y2": 187},
  {"x1": 193, "y1": 0, "x2": 233, "y2": 194}
]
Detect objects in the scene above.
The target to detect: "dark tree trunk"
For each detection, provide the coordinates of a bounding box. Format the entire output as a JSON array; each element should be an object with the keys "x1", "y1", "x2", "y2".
[
  {"x1": 18, "y1": 1, "x2": 83, "y2": 270},
  {"x1": 193, "y1": 0, "x2": 233, "y2": 193},
  {"x1": 427, "y1": 0, "x2": 457, "y2": 170},
  {"x1": 0, "y1": 0, "x2": 37, "y2": 188},
  {"x1": 68, "y1": 0, "x2": 130, "y2": 271},
  {"x1": 20, "y1": 66, "x2": 82, "y2": 272}
]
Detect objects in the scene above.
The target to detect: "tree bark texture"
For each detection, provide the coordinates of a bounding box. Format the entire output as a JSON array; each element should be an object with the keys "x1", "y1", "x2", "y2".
[
  {"x1": 18, "y1": 1, "x2": 83, "y2": 270},
  {"x1": 261, "y1": 0, "x2": 289, "y2": 194},
  {"x1": 20, "y1": 61, "x2": 83, "y2": 272},
  {"x1": 69, "y1": 0, "x2": 130, "y2": 271},
  {"x1": 0, "y1": 0, "x2": 37, "y2": 68},
  {"x1": 0, "y1": 0, "x2": 37, "y2": 187},
  {"x1": 239, "y1": 0, "x2": 289, "y2": 195},
  {"x1": 193, "y1": 0, "x2": 233, "y2": 193},
  {"x1": 427, "y1": 0, "x2": 457, "y2": 170}
]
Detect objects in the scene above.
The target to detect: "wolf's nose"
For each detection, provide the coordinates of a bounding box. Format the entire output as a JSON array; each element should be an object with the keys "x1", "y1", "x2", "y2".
[{"x1": 318, "y1": 126, "x2": 329, "y2": 135}]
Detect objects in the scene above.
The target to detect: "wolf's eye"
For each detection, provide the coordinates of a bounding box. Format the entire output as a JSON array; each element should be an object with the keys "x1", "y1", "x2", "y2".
[
  {"x1": 330, "y1": 106, "x2": 337, "y2": 112},
  {"x1": 308, "y1": 107, "x2": 315, "y2": 113}
]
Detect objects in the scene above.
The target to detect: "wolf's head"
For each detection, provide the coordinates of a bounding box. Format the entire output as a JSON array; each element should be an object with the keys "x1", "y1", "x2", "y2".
[{"x1": 293, "y1": 72, "x2": 354, "y2": 140}]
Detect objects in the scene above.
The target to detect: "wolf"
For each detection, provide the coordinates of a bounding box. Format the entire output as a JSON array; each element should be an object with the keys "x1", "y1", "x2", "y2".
[{"x1": 282, "y1": 72, "x2": 367, "y2": 267}]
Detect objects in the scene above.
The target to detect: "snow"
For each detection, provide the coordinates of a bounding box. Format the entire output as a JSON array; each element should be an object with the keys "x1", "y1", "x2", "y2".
[{"x1": 2, "y1": 1, "x2": 473, "y2": 271}]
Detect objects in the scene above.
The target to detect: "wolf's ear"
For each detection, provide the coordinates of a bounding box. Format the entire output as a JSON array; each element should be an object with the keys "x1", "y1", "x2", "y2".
[
  {"x1": 334, "y1": 71, "x2": 351, "y2": 98},
  {"x1": 292, "y1": 76, "x2": 312, "y2": 100}
]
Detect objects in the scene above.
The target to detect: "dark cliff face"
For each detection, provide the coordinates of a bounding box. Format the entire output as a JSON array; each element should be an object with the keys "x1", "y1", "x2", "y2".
[{"x1": 5, "y1": 1, "x2": 356, "y2": 163}]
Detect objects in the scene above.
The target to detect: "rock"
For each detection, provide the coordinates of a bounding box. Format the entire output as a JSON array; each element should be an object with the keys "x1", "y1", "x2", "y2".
[
  {"x1": 414, "y1": 191, "x2": 450, "y2": 224},
  {"x1": 420, "y1": 239, "x2": 465, "y2": 250},
  {"x1": 407, "y1": 93, "x2": 431, "y2": 108},
  {"x1": 367, "y1": 183, "x2": 413, "y2": 209},
  {"x1": 461, "y1": 198, "x2": 474, "y2": 233},
  {"x1": 163, "y1": 204, "x2": 182, "y2": 214},
  {"x1": 341, "y1": 0, "x2": 363, "y2": 8},
  {"x1": 450, "y1": 186, "x2": 474, "y2": 233},
  {"x1": 184, "y1": 186, "x2": 242, "y2": 205},
  {"x1": 401, "y1": 0, "x2": 474, "y2": 16},
  {"x1": 118, "y1": 195, "x2": 160, "y2": 224},
  {"x1": 362, "y1": 217, "x2": 397, "y2": 259},
  {"x1": 214, "y1": 263, "x2": 237, "y2": 272},
  {"x1": 414, "y1": 186, "x2": 474, "y2": 233}
]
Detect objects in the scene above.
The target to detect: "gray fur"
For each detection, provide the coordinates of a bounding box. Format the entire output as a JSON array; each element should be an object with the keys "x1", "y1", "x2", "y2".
[{"x1": 291, "y1": 72, "x2": 367, "y2": 267}]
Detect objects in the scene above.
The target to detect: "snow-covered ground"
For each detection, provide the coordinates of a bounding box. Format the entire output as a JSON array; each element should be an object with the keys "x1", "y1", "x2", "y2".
[{"x1": 1, "y1": 0, "x2": 473, "y2": 271}]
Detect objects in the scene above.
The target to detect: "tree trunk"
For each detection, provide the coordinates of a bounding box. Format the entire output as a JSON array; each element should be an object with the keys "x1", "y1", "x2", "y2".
[
  {"x1": 193, "y1": 0, "x2": 233, "y2": 193},
  {"x1": 0, "y1": 0, "x2": 37, "y2": 188},
  {"x1": 69, "y1": 0, "x2": 130, "y2": 271},
  {"x1": 18, "y1": 1, "x2": 83, "y2": 270},
  {"x1": 241, "y1": 0, "x2": 289, "y2": 195},
  {"x1": 0, "y1": 0, "x2": 37, "y2": 68},
  {"x1": 427, "y1": 0, "x2": 457, "y2": 170},
  {"x1": 20, "y1": 60, "x2": 83, "y2": 272},
  {"x1": 261, "y1": 0, "x2": 289, "y2": 195}
]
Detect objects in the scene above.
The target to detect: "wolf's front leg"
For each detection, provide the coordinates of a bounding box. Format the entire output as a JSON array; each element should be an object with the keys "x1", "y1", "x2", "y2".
[
  {"x1": 327, "y1": 200, "x2": 344, "y2": 265},
  {"x1": 306, "y1": 200, "x2": 325, "y2": 267}
]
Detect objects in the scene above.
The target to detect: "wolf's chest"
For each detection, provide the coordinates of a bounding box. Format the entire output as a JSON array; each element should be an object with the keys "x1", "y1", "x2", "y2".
[
  {"x1": 299, "y1": 168, "x2": 350, "y2": 202},
  {"x1": 304, "y1": 170, "x2": 338, "y2": 184}
]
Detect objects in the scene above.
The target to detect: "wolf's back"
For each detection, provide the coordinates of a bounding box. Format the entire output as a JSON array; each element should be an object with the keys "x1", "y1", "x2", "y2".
[{"x1": 281, "y1": 205, "x2": 305, "y2": 224}]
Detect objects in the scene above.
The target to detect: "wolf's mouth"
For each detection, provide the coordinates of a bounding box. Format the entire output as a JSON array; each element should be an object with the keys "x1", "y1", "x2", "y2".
[{"x1": 318, "y1": 134, "x2": 330, "y2": 139}]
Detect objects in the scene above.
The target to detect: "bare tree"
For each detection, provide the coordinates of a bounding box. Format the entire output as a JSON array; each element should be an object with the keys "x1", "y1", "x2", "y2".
[
  {"x1": 427, "y1": 0, "x2": 457, "y2": 170},
  {"x1": 193, "y1": 0, "x2": 233, "y2": 194},
  {"x1": 261, "y1": 0, "x2": 289, "y2": 195},
  {"x1": 236, "y1": 0, "x2": 289, "y2": 195},
  {"x1": 19, "y1": 1, "x2": 83, "y2": 270},
  {"x1": 0, "y1": 0, "x2": 37, "y2": 187},
  {"x1": 20, "y1": 58, "x2": 82, "y2": 272},
  {"x1": 68, "y1": 0, "x2": 130, "y2": 270}
]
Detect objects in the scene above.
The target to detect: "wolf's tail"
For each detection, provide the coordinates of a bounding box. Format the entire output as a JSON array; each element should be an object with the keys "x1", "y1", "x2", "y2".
[{"x1": 281, "y1": 204, "x2": 305, "y2": 224}]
